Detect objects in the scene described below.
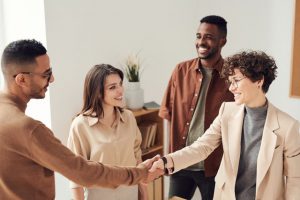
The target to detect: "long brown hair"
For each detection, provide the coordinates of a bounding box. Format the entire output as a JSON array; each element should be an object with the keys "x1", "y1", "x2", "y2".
[{"x1": 78, "y1": 64, "x2": 124, "y2": 118}]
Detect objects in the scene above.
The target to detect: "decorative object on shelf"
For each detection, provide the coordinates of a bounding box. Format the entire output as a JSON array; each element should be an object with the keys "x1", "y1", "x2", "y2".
[
  {"x1": 125, "y1": 81, "x2": 144, "y2": 110},
  {"x1": 143, "y1": 101, "x2": 160, "y2": 110},
  {"x1": 123, "y1": 53, "x2": 144, "y2": 110}
]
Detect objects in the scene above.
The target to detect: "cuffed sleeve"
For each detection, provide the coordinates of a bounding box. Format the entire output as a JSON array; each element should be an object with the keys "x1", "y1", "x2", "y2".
[
  {"x1": 134, "y1": 122, "x2": 143, "y2": 164},
  {"x1": 67, "y1": 121, "x2": 88, "y2": 188}
]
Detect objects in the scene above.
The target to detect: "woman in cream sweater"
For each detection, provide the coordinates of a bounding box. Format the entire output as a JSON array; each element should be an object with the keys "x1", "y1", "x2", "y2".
[{"x1": 68, "y1": 64, "x2": 147, "y2": 200}]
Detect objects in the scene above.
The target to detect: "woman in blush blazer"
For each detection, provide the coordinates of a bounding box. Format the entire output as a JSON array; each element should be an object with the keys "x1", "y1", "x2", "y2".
[{"x1": 151, "y1": 50, "x2": 300, "y2": 200}]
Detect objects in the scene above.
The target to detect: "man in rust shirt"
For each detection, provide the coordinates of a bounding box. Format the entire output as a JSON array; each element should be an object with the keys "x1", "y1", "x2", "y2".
[
  {"x1": 0, "y1": 39, "x2": 162, "y2": 200},
  {"x1": 159, "y1": 15, "x2": 233, "y2": 200}
]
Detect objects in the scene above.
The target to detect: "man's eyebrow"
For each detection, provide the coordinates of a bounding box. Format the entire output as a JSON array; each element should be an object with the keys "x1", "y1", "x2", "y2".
[{"x1": 43, "y1": 68, "x2": 52, "y2": 73}]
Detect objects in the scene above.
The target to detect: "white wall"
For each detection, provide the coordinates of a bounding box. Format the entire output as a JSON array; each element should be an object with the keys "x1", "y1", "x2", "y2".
[
  {"x1": 0, "y1": 0, "x2": 4, "y2": 88},
  {"x1": 0, "y1": 0, "x2": 51, "y2": 126},
  {"x1": 266, "y1": 0, "x2": 300, "y2": 120},
  {"x1": 43, "y1": 0, "x2": 299, "y2": 199},
  {"x1": 0, "y1": 0, "x2": 4, "y2": 54}
]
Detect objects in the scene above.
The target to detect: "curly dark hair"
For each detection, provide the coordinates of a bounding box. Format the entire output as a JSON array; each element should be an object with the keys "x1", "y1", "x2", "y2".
[{"x1": 221, "y1": 50, "x2": 277, "y2": 93}]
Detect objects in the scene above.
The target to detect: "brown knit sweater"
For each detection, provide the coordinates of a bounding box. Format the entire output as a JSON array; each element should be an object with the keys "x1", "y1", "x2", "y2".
[{"x1": 0, "y1": 92, "x2": 147, "y2": 200}]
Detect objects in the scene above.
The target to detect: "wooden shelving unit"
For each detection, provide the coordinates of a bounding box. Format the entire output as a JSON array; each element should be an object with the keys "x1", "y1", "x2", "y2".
[{"x1": 132, "y1": 108, "x2": 163, "y2": 200}]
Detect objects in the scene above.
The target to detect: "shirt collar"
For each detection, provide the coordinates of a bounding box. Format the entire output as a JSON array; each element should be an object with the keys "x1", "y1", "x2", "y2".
[
  {"x1": 193, "y1": 56, "x2": 224, "y2": 73},
  {"x1": 86, "y1": 108, "x2": 125, "y2": 127}
]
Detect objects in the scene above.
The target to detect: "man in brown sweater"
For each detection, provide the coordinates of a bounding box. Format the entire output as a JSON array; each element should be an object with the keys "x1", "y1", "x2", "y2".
[{"x1": 0, "y1": 39, "x2": 162, "y2": 200}]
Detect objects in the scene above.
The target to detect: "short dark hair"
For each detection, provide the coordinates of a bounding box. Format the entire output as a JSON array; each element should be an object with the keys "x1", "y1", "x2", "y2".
[
  {"x1": 79, "y1": 64, "x2": 124, "y2": 118},
  {"x1": 222, "y1": 50, "x2": 278, "y2": 93},
  {"x1": 1, "y1": 39, "x2": 47, "y2": 68},
  {"x1": 200, "y1": 15, "x2": 227, "y2": 37}
]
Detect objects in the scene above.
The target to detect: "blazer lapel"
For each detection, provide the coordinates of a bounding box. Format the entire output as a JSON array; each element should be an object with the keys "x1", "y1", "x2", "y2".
[
  {"x1": 256, "y1": 103, "x2": 279, "y2": 189},
  {"x1": 227, "y1": 105, "x2": 245, "y2": 176}
]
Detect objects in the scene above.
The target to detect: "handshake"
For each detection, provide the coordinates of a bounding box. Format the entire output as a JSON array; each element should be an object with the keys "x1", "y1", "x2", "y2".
[{"x1": 138, "y1": 154, "x2": 174, "y2": 184}]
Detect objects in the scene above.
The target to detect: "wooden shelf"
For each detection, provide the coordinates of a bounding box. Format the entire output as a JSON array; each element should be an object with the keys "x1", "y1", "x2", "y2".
[
  {"x1": 142, "y1": 145, "x2": 163, "y2": 155},
  {"x1": 131, "y1": 108, "x2": 164, "y2": 200},
  {"x1": 131, "y1": 108, "x2": 159, "y2": 117}
]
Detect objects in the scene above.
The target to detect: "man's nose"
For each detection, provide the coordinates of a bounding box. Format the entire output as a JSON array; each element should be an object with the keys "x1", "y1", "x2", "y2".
[{"x1": 49, "y1": 74, "x2": 54, "y2": 83}]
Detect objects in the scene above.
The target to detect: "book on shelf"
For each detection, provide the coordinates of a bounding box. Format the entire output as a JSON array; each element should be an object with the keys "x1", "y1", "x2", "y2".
[
  {"x1": 147, "y1": 179, "x2": 154, "y2": 200},
  {"x1": 146, "y1": 176, "x2": 162, "y2": 200},
  {"x1": 154, "y1": 177, "x2": 162, "y2": 200},
  {"x1": 143, "y1": 101, "x2": 160, "y2": 110},
  {"x1": 146, "y1": 123, "x2": 157, "y2": 148},
  {"x1": 138, "y1": 121, "x2": 158, "y2": 150},
  {"x1": 138, "y1": 123, "x2": 150, "y2": 150}
]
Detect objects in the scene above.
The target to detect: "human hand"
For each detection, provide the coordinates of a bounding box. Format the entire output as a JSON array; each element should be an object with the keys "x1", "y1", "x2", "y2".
[
  {"x1": 148, "y1": 158, "x2": 164, "y2": 173},
  {"x1": 141, "y1": 154, "x2": 160, "y2": 169},
  {"x1": 139, "y1": 155, "x2": 164, "y2": 184}
]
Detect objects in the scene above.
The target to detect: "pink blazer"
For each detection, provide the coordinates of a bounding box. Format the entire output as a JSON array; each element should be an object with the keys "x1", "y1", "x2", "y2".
[{"x1": 169, "y1": 102, "x2": 300, "y2": 200}]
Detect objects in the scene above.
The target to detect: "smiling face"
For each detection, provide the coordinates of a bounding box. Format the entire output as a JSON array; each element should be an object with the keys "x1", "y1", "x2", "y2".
[
  {"x1": 195, "y1": 23, "x2": 226, "y2": 60},
  {"x1": 102, "y1": 73, "x2": 125, "y2": 108},
  {"x1": 26, "y1": 54, "x2": 54, "y2": 99},
  {"x1": 228, "y1": 68, "x2": 265, "y2": 107}
]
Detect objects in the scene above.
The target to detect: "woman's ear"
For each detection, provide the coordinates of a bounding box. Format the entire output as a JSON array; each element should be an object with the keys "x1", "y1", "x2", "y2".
[{"x1": 257, "y1": 77, "x2": 264, "y2": 89}]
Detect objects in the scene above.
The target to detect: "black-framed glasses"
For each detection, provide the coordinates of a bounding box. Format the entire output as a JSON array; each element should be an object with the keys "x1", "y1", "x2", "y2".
[
  {"x1": 226, "y1": 76, "x2": 246, "y2": 88},
  {"x1": 13, "y1": 68, "x2": 53, "y2": 82}
]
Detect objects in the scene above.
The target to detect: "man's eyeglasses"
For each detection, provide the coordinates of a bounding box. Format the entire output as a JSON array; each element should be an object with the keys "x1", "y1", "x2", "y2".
[
  {"x1": 226, "y1": 76, "x2": 246, "y2": 88},
  {"x1": 13, "y1": 68, "x2": 53, "y2": 82}
]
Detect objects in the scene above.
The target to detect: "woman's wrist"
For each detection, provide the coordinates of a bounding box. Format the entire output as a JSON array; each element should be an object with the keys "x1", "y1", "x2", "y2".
[{"x1": 161, "y1": 156, "x2": 174, "y2": 175}]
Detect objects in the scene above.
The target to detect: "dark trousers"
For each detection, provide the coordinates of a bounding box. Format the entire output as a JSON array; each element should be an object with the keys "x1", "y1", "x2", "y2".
[{"x1": 168, "y1": 170, "x2": 215, "y2": 200}]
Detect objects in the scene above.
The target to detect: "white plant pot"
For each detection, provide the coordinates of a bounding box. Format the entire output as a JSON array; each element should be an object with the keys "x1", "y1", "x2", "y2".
[{"x1": 125, "y1": 82, "x2": 144, "y2": 110}]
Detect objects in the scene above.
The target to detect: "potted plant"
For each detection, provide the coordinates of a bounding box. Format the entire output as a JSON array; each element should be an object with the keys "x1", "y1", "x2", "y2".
[
  {"x1": 123, "y1": 53, "x2": 144, "y2": 110},
  {"x1": 124, "y1": 54, "x2": 141, "y2": 82}
]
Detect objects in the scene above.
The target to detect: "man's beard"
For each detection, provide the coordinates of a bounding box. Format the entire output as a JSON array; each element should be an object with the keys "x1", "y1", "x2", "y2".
[{"x1": 30, "y1": 84, "x2": 48, "y2": 99}]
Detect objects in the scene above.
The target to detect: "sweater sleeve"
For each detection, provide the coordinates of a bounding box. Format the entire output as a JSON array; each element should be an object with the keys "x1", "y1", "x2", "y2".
[
  {"x1": 67, "y1": 119, "x2": 90, "y2": 159},
  {"x1": 67, "y1": 120, "x2": 89, "y2": 188},
  {"x1": 134, "y1": 125, "x2": 143, "y2": 164},
  {"x1": 28, "y1": 123, "x2": 147, "y2": 188}
]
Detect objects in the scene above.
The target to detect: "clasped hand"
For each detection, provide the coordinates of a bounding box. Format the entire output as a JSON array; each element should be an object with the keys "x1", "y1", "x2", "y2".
[{"x1": 139, "y1": 155, "x2": 165, "y2": 184}]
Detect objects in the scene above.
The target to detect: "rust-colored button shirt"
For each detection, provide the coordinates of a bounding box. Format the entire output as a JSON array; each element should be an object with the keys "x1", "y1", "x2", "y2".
[{"x1": 159, "y1": 57, "x2": 234, "y2": 176}]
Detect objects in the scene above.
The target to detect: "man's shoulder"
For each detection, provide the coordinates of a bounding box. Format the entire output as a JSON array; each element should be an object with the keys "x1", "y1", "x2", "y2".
[
  {"x1": 175, "y1": 57, "x2": 199, "y2": 70},
  {"x1": 23, "y1": 116, "x2": 47, "y2": 134},
  {"x1": 6, "y1": 108, "x2": 42, "y2": 130}
]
